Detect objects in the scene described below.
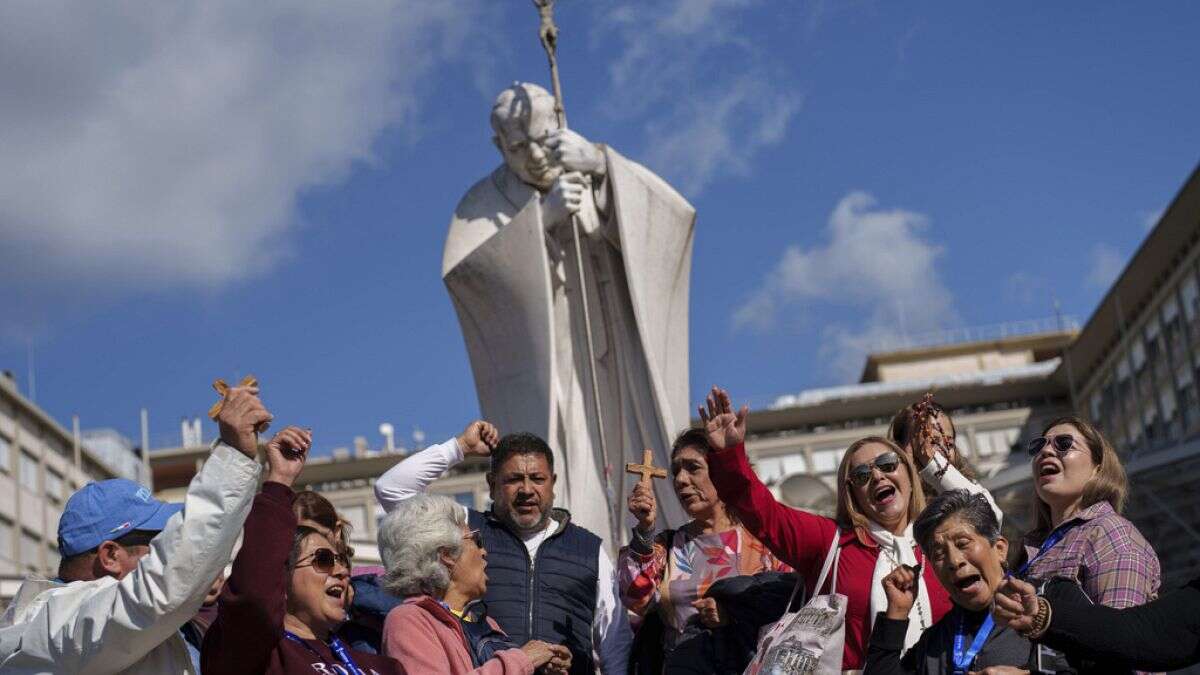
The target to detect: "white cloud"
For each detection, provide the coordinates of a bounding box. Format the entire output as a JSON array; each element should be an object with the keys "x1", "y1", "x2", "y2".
[
  {"x1": 1087, "y1": 243, "x2": 1126, "y2": 290},
  {"x1": 0, "y1": 2, "x2": 489, "y2": 293},
  {"x1": 735, "y1": 191, "x2": 958, "y2": 378},
  {"x1": 593, "y1": 0, "x2": 800, "y2": 195}
]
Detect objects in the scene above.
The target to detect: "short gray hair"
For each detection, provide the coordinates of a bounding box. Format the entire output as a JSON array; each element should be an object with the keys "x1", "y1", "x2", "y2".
[{"x1": 378, "y1": 494, "x2": 466, "y2": 598}]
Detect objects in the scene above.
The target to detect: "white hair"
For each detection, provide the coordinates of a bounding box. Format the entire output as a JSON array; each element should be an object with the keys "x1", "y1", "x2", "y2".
[{"x1": 378, "y1": 494, "x2": 466, "y2": 598}]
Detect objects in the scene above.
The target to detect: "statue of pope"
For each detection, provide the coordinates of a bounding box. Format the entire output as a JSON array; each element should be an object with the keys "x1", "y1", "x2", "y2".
[{"x1": 443, "y1": 82, "x2": 694, "y2": 545}]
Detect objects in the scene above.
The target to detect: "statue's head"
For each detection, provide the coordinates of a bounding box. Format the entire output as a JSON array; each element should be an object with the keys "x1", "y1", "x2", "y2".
[{"x1": 491, "y1": 82, "x2": 562, "y2": 190}]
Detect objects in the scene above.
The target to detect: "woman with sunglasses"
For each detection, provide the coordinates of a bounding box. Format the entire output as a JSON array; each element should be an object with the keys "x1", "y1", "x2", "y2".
[
  {"x1": 699, "y1": 386, "x2": 955, "y2": 671},
  {"x1": 1019, "y1": 417, "x2": 1160, "y2": 610},
  {"x1": 202, "y1": 426, "x2": 405, "y2": 675},
  {"x1": 378, "y1": 494, "x2": 572, "y2": 675}
]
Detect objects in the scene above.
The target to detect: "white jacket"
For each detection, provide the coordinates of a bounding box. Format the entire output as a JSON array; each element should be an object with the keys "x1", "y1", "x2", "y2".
[{"x1": 0, "y1": 442, "x2": 261, "y2": 674}]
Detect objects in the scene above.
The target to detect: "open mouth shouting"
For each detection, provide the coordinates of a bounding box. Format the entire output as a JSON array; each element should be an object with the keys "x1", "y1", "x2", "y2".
[
  {"x1": 871, "y1": 482, "x2": 898, "y2": 507},
  {"x1": 953, "y1": 573, "x2": 984, "y2": 596},
  {"x1": 1036, "y1": 459, "x2": 1062, "y2": 484}
]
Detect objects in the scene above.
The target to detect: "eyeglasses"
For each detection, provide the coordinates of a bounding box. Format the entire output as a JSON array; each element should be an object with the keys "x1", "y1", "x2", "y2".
[
  {"x1": 847, "y1": 452, "x2": 901, "y2": 487},
  {"x1": 294, "y1": 547, "x2": 349, "y2": 574},
  {"x1": 463, "y1": 529, "x2": 483, "y2": 548},
  {"x1": 1026, "y1": 434, "x2": 1079, "y2": 457}
]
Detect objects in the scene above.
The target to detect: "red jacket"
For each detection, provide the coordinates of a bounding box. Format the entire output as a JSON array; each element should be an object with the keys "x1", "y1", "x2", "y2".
[
  {"x1": 708, "y1": 442, "x2": 951, "y2": 670},
  {"x1": 201, "y1": 482, "x2": 405, "y2": 675}
]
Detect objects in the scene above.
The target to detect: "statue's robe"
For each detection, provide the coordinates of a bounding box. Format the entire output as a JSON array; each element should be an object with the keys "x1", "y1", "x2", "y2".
[{"x1": 443, "y1": 146, "x2": 694, "y2": 546}]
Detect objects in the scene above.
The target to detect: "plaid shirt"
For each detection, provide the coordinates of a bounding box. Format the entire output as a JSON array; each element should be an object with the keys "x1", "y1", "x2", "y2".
[{"x1": 1022, "y1": 501, "x2": 1161, "y2": 609}]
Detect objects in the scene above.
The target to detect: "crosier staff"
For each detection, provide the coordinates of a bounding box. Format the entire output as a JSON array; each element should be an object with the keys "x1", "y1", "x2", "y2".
[{"x1": 531, "y1": 0, "x2": 617, "y2": 538}]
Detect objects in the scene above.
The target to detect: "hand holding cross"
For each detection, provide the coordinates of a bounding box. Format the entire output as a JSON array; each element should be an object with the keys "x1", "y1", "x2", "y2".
[
  {"x1": 626, "y1": 449, "x2": 666, "y2": 533},
  {"x1": 208, "y1": 375, "x2": 273, "y2": 459}
]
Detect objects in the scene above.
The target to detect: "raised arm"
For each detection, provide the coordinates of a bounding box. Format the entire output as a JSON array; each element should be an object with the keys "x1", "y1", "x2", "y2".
[
  {"x1": 917, "y1": 453, "x2": 1003, "y2": 525},
  {"x1": 202, "y1": 425, "x2": 311, "y2": 674},
  {"x1": 700, "y1": 386, "x2": 837, "y2": 576},
  {"x1": 374, "y1": 420, "x2": 498, "y2": 513},
  {"x1": 0, "y1": 385, "x2": 267, "y2": 673}
]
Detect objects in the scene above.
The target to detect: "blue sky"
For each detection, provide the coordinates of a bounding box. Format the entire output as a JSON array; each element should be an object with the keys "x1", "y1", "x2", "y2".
[{"x1": 1, "y1": 2, "x2": 1198, "y2": 455}]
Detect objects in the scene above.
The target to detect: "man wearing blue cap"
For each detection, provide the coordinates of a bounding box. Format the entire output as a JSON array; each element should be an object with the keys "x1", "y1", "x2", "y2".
[{"x1": 0, "y1": 382, "x2": 272, "y2": 674}]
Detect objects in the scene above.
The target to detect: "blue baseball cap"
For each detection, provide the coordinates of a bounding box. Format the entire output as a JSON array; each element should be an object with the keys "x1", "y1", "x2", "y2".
[{"x1": 57, "y1": 479, "x2": 184, "y2": 557}]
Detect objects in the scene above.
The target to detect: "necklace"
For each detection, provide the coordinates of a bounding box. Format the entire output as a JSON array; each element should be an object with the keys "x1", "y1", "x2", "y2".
[{"x1": 881, "y1": 545, "x2": 929, "y2": 631}]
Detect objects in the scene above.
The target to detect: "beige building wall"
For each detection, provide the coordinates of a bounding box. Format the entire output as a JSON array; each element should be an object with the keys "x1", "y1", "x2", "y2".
[{"x1": 0, "y1": 376, "x2": 122, "y2": 603}]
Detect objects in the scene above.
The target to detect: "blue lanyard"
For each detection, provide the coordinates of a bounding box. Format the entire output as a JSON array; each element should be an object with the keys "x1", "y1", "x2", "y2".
[
  {"x1": 1016, "y1": 520, "x2": 1080, "y2": 577},
  {"x1": 283, "y1": 630, "x2": 366, "y2": 675},
  {"x1": 952, "y1": 612, "x2": 994, "y2": 674}
]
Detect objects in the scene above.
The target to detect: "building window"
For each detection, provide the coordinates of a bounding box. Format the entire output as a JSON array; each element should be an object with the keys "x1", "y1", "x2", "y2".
[
  {"x1": 811, "y1": 448, "x2": 841, "y2": 474},
  {"x1": 46, "y1": 544, "x2": 60, "y2": 573},
  {"x1": 45, "y1": 469, "x2": 64, "y2": 504},
  {"x1": 0, "y1": 433, "x2": 10, "y2": 473},
  {"x1": 21, "y1": 530, "x2": 40, "y2": 571},
  {"x1": 19, "y1": 451, "x2": 39, "y2": 492},
  {"x1": 339, "y1": 504, "x2": 368, "y2": 537},
  {"x1": 1183, "y1": 272, "x2": 1200, "y2": 344},
  {"x1": 0, "y1": 518, "x2": 12, "y2": 561}
]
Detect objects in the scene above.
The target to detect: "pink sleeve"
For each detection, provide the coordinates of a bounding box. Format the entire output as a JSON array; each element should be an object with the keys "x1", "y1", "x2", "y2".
[
  {"x1": 383, "y1": 605, "x2": 534, "y2": 675},
  {"x1": 708, "y1": 442, "x2": 837, "y2": 578}
]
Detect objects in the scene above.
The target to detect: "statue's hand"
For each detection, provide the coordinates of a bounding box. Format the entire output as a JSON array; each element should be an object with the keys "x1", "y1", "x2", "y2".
[
  {"x1": 541, "y1": 172, "x2": 587, "y2": 227},
  {"x1": 546, "y1": 130, "x2": 605, "y2": 177}
]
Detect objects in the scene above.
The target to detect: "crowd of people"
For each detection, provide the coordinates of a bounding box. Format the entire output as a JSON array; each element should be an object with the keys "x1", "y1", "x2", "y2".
[{"x1": 0, "y1": 379, "x2": 1194, "y2": 675}]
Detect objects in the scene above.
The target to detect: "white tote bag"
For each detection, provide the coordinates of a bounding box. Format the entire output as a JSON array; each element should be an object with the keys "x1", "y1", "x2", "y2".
[{"x1": 744, "y1": 528, "x2": 846, "y2": 675}]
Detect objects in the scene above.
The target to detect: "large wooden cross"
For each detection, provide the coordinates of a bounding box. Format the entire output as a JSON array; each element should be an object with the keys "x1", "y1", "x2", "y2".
[{"x1": 625, "y1": 448, "x2": 667, "y2": 485}]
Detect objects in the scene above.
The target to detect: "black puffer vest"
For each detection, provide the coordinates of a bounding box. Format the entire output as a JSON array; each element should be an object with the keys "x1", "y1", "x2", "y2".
[{"x1": 468, "y1": 508, "x2": 600, "y2": 675}]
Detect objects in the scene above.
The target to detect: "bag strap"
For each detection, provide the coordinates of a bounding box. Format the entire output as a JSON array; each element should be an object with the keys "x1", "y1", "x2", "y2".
[
  {"x1": 783, "y1": 526, "x2": 841, "y2": 612},
  {"x1": 813, "y1": 527, "x2": 841, "y2": 596}
]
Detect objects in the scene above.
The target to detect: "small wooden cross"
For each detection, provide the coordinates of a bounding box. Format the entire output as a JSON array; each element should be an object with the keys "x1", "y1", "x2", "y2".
[
  {"x1": 625, "y1": 448, "x2": 667, "y2": 484},
  {"x1": 208, "y1": 375, "x2": 269, "y2": 433}
]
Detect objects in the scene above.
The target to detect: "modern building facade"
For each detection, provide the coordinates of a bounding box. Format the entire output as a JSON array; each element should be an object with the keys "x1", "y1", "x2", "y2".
[
  {"x1": 988, "y1": 164, "x2": 1200, "y2": 589},
  {"x1": 0, "y1": 373, "x2": 132, "y2": 603}
]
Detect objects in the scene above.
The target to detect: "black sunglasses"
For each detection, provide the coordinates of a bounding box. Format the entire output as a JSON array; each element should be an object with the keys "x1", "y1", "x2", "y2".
[
  {"x1": 1026, "y1": 434, "x2": 1078, "y2": 457},
  {"x1": 847, "y1": 452, "x2": 901, "y2": 487},
  {"x1": 295, "y1": 547, "x2": 349, "y2": 574}
]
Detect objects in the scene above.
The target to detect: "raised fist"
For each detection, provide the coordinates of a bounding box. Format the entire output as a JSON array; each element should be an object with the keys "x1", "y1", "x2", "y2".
[
  {"x1": 540, "y1": 171, "x2": 587, "y2": 227},
  {"x1": 265, "y1": 426, "x2": 312, "y2": 487},
  {"x1": 216, "y1": 384, "x2": 273, "y2": 459},
  {"x1": 457, "y1": 420, "x2": 499, "y2": 458},
  {"x1": 882, "y1": 564, "x2": 920, "y2": 620},
  {"x1": 627, "y1": 480, "x2": 657, "y2": 533}
]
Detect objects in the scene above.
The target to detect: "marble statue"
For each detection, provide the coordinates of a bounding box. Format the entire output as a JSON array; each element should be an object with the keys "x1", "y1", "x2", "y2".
[{"x1": 443, "y1": 82, "x2": 695, "y2": 546}]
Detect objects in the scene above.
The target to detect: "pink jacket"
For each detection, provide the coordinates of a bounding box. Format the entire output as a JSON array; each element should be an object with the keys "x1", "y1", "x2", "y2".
[{"x1": 382, "y1": 596, "x2": 534, "y2": 675}]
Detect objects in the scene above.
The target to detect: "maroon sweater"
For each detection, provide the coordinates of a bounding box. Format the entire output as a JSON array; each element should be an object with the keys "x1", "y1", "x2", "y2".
[
  {"x1": 708, "y1": 442, "x2": 951, "y2": 671},
  {"x1": 201, "y1": 482, "x2": 405, "y2": 675}
]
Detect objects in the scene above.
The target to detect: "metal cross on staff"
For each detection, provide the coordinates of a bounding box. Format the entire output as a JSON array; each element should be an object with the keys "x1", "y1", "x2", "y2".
[{"x1": 531, "y1": 0, "x2": 616, "y2": 534}]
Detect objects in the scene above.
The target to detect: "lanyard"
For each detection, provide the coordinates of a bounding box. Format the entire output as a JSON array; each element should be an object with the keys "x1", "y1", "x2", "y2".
[
  {"x1": 283, "y1": 630, "x2": 366, "y2": 675},
  {"x1": 952, "y1": 612, "x2": 994, "y2": 675},
  {"x1": 1016, "y1": 520, "x2": 1080, "y2": 577}
]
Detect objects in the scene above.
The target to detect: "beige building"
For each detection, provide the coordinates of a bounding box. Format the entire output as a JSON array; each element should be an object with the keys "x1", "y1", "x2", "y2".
[{"x1": 0, "y1": 373, "x2": 131, "y2": 602}]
